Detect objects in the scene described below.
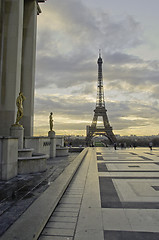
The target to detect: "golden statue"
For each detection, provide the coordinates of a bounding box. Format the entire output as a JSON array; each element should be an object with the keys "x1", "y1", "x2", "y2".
[
  {"x1": 15, "y1": 92, "x2": 26, "y2": 126},
  {"x1": 49, "y1": 112, "x2": 54, "y2": 131}
]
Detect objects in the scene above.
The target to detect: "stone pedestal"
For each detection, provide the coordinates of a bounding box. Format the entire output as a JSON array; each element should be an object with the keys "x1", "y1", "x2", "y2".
[
  {"x1": 10, "y1": 125, "x2": 24, "y2": 149},
  {"x1": 48, "y1": 131, "x2": 56, "y2": 158},
  {"x1": 18, "y1": 148, "x2": 34, "y2": 158},
  {"x1": 56, "y1": 147, "x2": 69, "y2": 157},
  {"x1": 48, "y1": 131, "x2": 55, "y2": 138},
  {"x1": 0, "y1": 137, "x2": 18, "y2": 180}
]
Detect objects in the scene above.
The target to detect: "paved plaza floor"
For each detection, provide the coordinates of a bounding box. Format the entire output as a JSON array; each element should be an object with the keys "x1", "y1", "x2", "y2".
[{"x1": 39, "y1": 147, "x2": 159, "y2": 240}]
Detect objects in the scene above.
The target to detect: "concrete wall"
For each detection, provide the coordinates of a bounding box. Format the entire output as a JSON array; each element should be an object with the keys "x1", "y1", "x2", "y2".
[
  {"x1": 24, "y1": 137, "x2": 51, "y2": 155},
  {"x1": 0, "y1": 137, "x2": 18, "y2": 180},
  {"x1": 18, "y1": 155, "x2": 47, "y2": 174},
  {"x1": 56, "y1": 137, "x2": 64, "y2": 147},
  {"x1": 24, "y1": 136, "x2": 64, "y2": 157}
]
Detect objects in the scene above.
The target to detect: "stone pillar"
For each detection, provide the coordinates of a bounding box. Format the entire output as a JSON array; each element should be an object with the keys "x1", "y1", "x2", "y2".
[
  {"x1": 0, "y1": 0, "x2": 24, "y2": 136},
  {"x1": 48, "y1": 131, "x2": 56, "y2": 158},
  {"x1": 20, "y1": 0, "x2": 38, "y2": 136}
]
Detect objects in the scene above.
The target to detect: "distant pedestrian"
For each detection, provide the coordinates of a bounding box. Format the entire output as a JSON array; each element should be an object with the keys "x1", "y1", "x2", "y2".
[
  {"x1": 133, "y1": 143, "x2": 136, "y2": 149},
  {"x1": 114, "y1": 142, "x2": 117, "y2": 150},
  {"x1": 121, "y1": 143, "x2": 124, "y2": 149},
  {"x1": 149, "y1": 142, "x2": 153, "y2": 151}
]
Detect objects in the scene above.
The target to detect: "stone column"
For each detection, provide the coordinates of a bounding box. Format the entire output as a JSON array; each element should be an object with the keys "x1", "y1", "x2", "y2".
[
  {"x1": 20, "y1": 0, "x2": 38, "y2": 136},
  {"x1": 0, "y1": 0, "x2": 24, "y2": 136}
]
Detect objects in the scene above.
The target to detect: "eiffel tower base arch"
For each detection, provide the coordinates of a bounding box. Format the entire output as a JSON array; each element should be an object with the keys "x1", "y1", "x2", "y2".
[{"x1": 86, "y1": 125, "x2": 117, "y2": 146}]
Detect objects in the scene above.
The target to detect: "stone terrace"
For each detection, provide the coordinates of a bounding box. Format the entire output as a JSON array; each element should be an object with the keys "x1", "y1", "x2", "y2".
[{"x1": 0, "y1": 152, "x2": 79, "y2": 237}]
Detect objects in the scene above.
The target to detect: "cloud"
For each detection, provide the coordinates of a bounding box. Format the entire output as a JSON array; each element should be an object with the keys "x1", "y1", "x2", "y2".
[
  {"x1": 104, "y1": 52, "x2": 143, "y2": 65},
  {"x1": 150, "y1": 85, "x2": 159, "y2": 99},
  {"x1": 34, "y1": 94, "x2": 94, "y2": 118},
  {"x1": 35, "y1": 53, "x2": 95, "y2": 89},
  {"x1": 36, "y1": 0, "x2": 144, "y2": 90}
]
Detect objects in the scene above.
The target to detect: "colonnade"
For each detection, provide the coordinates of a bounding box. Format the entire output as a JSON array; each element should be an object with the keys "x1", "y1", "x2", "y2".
[{"x1": 0, "y1": 0, "x2": 45, "y2": 136}]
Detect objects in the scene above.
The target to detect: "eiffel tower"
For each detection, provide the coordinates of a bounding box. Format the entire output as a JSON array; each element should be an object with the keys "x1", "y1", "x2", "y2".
[{"x1": 86, "y1": 51, "x2": 117, "y2": 145}]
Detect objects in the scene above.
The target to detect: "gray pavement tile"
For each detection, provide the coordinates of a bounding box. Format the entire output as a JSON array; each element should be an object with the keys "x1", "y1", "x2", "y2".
[
  {"x1": 128, "y1": 165, "x2": 140, "y2": 167},
  {"x1": 102, "y1": 208, "x2": 132, "y2": 231},
  {"x1": 152, "y1": 186, "x2": 159, "y2": 191},
  {"x1": 104, "y1": 230, "x2": 159, "y2": 240},
  {"x1": 99, "y1": 177, "x2": 122, "y2": 208},
  {"x1": 67, "y1": 187, "x2": 83, "y2": 190},
  {"x1": 55, "y1": 207, "x2": 79, "y2": 212},
  {"x1": 42, "y1": 228, "x2": 74, "y2": 237},
  {"x1": 49, "y1": 216, "x2": 77, "y2": 223},
  {"x1": 124, "y1": 209, "x2": 159, "y2": 232},
  {"x1": 139, "y1": 156, "x2": 152, "y2": 160},
  {"x1": 144, "y1": 152, "x2": 155, "y2": 155},
  {"x1": 46, "y1": 221, "x2": 76, "y2": 229},
  {"x1": 58, "y1": 203, "x2": 80, "y2": 208},
  {"x1": 65, "y1": 190, "x2": 83, "y2": 193},
  {"x1": 97, "y1": 156, "x2": 104, "y2": 160},
  {"x1": 104, "y1": 161, "x2": 154, "y2": 164},
  {"x1": 52, "y1": 212, "x2": 78, "y2": 217},
  {"x1": 122, "y1": 202, "x2": 159, "y2": 209},
  {"x1": 60, "y1": 198, "x2": 82, "y2": 204},
  {"x1": 99, "y1": 172, "x2": 159, "y2": 178},
  {"x1": 98, "y1": 163, "x2": 108, "y2": 172},
  {"x1": 74, "y1": 229, "x2": 104, "y2": 240},
  {"x1": 107, "y1": 170, "x2": 159, "y2": 172},
  {"x1": 39, "y1": 236, "x2": 73, "y2": 240},
  {"x1": 62, "y1": 195, "x2": 82, "y2": 198},
  {"x1": 65, "y1": 190, "x2": 83, "y2": 194},
  {"x1": 130, "y1": 153, "x2": 138, "y2": 155},
  {"x1": 76, "y1": 207, "x2": 103, "y2": 231},
  {"x1": 99, "y1": 176, "x2": 159, "y2": 179}
]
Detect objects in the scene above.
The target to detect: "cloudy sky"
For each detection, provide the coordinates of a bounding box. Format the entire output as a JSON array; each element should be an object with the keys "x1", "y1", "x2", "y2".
[{"x1": 34, "y1": 0, "x2": 159, "y2": 136}]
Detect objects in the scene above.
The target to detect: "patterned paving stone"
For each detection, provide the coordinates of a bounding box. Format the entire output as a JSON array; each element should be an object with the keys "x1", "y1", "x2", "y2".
[
  {"x1": 104, "y1": 230, "x2": 159, "y2": 240},
  {"x1": 49, "y1": 216, "x2": 77, "y2": 223},
  {"x1": 41, "y1": 228, "x2": 74, "y2": 237},
  {"x1": 46, "y1": 221, "x2": 76, "y2": 229},
  {"x1": 39, "y1": 236, "x2": 73, "y2": 240}
]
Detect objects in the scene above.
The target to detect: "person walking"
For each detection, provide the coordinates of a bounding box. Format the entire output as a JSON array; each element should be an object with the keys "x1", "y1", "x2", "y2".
[
  {"x1": 114, "y1": 142, "x2": 117, "y2": 150},
  {"x1": 149, "y1": 142, "x2": 153, "y2": 151}
]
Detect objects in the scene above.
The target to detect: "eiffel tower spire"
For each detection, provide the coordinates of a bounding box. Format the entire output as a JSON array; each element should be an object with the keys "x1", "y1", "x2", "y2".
[
  {"x1": 86, "y1": 51, "x2": 117, "y2": 145},
  {"x1": 96, "y1": 49, "x2": 105, "y2": 108}
]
